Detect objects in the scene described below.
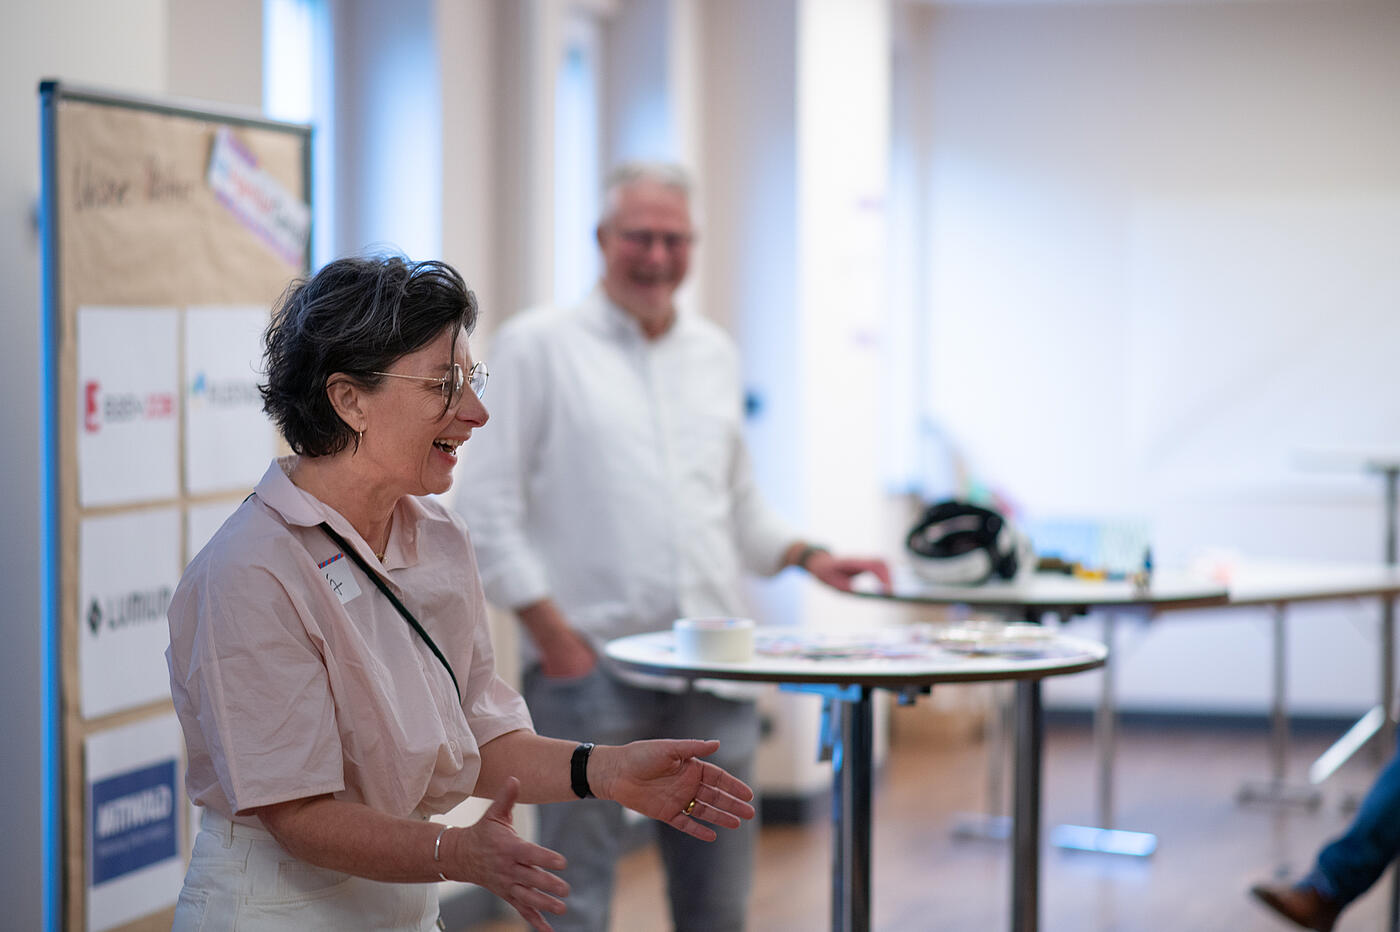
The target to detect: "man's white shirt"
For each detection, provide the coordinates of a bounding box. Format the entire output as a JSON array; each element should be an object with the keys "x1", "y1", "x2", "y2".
[{"x1": 456, "y1": 288, "x2": 795, "y2": 675}]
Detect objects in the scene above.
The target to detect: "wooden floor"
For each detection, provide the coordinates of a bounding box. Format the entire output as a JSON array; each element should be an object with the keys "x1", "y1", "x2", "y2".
[{"x1": 466, "y1": 710, "x2": 1392, "y2": 931}]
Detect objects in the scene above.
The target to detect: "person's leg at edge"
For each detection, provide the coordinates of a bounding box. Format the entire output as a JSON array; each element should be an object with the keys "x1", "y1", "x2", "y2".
[
  {"x1": 1308, "y1": 748, "x2": 1400, "y2": 907},
  {"x1": 655, "y1": 688, "x2": 760, "y2": 932},
  {"x1": 523, "y1": 665, "x2": 653, "y2": 932}
]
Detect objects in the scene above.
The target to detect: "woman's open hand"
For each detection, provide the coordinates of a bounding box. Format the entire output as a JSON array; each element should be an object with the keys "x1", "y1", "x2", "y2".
[
  {"x1": 446, "y1": 777, "x2": 570, "y2": 931},
  {"x1": 593, "y1": 739, "x2": 756, "y2": 841}
]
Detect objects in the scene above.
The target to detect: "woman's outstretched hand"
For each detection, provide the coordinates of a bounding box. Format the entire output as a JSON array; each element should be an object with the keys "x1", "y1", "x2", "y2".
[
  {"x1": 594, "y1": 739, "x2": 757, "y2": 841},
  {"x1": 446, "y1": 777, "x2": 570, "y2": 931}
]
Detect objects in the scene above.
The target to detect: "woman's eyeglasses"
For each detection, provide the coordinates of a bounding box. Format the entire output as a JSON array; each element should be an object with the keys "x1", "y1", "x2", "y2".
[{"x1": 370, "y1": 361, "x2": 488, "y2": 410}]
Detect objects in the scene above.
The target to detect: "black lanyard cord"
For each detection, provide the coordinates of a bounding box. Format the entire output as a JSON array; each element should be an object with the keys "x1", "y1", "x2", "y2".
[{"x1": 317, "y1": 522, "x2": 462, "y2": 702}]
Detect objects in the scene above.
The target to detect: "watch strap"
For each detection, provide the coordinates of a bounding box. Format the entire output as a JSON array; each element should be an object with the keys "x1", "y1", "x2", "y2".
[{"x1": 571, "y1": 742, "x2": 596, "y2": 799}]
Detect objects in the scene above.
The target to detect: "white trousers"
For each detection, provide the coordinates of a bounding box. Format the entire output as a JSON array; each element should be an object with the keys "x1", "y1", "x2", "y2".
[{"x1": 171, "y1": 809, "x2": 440, "y2": 931}]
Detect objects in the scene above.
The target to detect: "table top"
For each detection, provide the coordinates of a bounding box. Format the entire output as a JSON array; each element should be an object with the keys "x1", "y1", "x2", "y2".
[
  {"x1": 850, "y1": 566, "x2": 1230, "y2": 614},
  {"x1": 604, "y1": 625, "x2": 1107, "y2": 689},
  {"x1": 847, "y1": 562, "x2": 1400, "y2": 616},
  {"x1": 1223, "y1": 562, "x2": 1400, "y2": 607},
  {"x1": 1294, "y1": 447, "x2": 1400, "y2": 475}
]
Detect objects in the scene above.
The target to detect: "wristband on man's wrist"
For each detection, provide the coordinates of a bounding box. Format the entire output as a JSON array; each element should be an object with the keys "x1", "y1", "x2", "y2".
[
  {"x1": 796, "y1": 543, "x2": 831, "y2": 570},
  {"x1": 571, "y1": 742, "x2": 596, "y2": 798}
]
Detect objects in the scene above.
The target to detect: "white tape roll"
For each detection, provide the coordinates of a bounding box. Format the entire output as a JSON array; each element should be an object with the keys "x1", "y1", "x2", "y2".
[{"x1": 673, "y1": 617, "x2": 755, "y2": 664}]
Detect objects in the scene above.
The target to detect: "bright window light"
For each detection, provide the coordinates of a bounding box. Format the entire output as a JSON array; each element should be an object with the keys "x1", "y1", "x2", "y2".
[
  {"x1": 263, "y1": 0, "x2": 315, "y2": 122},
  {"x1": 262, "y1": 0, "x2": 333, "y2": 267},
  {"x1": 555, "y1": 12, "x2": 603, "y2": 305}
]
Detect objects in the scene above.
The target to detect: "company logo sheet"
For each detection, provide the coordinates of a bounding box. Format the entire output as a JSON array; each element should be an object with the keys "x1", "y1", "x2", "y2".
[
  {"x1": 85, "y1": 715, "x2": 184, "y2": 932},
  {"x1": 184, "y1": 306, "x2": 276, "y2": 495},
  {"x1": 78, "y1": 508, "x2": 181, "y2": 719},
  {"x1": 77, "y1": 307, "x2": 179, "y2": 507}
]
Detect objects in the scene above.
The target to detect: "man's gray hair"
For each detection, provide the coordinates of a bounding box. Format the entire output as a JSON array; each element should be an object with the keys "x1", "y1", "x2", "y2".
[{"x1": 599, "y1": 161, "x2": 693, "y2": 226}]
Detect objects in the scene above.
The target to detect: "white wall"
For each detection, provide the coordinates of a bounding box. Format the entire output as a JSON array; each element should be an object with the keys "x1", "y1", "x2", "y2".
[
  {"x1": 169, "y1": 0, "x2": 263, "y2": 109},
  {"x1": 438, "y1": 0, "x2": 504, "y2": 331},
  {"x1": 4, "y1": 9, "x2": 167, "y2": 929},
  {"x1": 2, "y1": 2, "x2": 265, "y2": 925},
  {"x1": 603, "y1": 0, "x2": 673, "y2": 163},
  {"x1": 796, "y1": 0, "x2": 898, "y2": 622},
  {"x1": 602, "y1": 0, "x2": 710, "y2": 322},
  {"x1": 331, "y1": 0, "x2": 442, "y2": 259},
  {"x1": 697, "y1": 0, "x2": 840, "y2": 670},
  {"x1": 899, "y1": 0, "x2": 1400, "y2": 713}
]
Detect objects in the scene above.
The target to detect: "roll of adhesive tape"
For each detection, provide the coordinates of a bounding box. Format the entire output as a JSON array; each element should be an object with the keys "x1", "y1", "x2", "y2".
[{"x1": 673, "y1": 617, "x2": 755, "y2": 663}]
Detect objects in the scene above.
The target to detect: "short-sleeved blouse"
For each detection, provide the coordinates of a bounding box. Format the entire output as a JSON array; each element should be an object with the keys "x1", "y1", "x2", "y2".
[{"x1": 166, "y1": 457, "x2": 533, "y2": 825}]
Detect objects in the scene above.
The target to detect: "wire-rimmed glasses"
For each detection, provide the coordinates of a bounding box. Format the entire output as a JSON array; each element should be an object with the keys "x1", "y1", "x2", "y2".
[{"x1": 370, "y1": 360, "x2": 488, "y2": 410}]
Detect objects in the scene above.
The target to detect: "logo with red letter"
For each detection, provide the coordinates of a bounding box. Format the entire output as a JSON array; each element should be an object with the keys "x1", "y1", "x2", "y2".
[{"x1": 82, "y1": 380, "x2": 177, "y2": 434}]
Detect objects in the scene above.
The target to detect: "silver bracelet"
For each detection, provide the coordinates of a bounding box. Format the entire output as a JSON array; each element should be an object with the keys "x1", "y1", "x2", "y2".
[{"x1": 433, "y1": 823, "x2": 451, "y2": 882}]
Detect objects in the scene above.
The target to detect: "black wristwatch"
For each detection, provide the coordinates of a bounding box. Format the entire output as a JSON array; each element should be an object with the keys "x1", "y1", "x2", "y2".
[{"x1": 571, "y1": 742, "x2": 596, "y2": 798}]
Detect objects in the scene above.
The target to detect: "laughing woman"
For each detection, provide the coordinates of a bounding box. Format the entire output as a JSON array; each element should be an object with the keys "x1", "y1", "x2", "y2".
[{"x1": 166, "y1": 255, "x2": 755, "y2": 932}]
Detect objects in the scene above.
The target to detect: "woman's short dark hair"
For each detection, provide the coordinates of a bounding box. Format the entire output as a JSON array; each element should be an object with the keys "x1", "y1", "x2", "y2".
[{"x1": 260, "y1": 254, "x2": 478, "y2": 456}]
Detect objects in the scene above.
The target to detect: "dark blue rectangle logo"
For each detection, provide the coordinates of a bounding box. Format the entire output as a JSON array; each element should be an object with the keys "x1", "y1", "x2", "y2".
[{"x1": 89, "y1": 759, "x2": 179, "y2": 885}]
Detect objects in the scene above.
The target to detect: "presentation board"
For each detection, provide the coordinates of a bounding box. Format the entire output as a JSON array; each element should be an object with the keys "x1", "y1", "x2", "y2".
[{"x1": 39, "y1": 81, "x2": 311, "y2": 932}]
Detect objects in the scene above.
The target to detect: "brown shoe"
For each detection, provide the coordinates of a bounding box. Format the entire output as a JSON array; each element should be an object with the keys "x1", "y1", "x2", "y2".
[{"x1": 1249, "y1": 882, "x2": 1342, "y2": 932}]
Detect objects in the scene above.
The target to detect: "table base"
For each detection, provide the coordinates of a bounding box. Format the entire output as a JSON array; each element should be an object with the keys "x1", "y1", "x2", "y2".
[
  {"x1": 951, "y1": 813, "x2": 1012, "y2": 842},
  {"x1": 785, "y1": 679, "x2": 1046, "y2": 932},
  {"x1": 1049, "y1": 823, "x2": 1157, "y2": 857},
  {"x1": 1236, "y1": 779, "x2": 1323, "y2": 809},
  {"x1": 1310, "y1": 705, "x2": 1388, "y2": 785}
]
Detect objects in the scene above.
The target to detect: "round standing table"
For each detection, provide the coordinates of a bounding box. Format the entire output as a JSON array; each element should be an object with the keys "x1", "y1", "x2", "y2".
[
  {"x1": 605, "y1": 626, "x2": 1107, "y2": 932},
  {"x1": 848, "y1": 569, "x2": 1228, "y2": 856}
]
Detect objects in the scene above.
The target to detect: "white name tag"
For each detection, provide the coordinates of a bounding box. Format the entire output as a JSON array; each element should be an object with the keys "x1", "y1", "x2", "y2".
[{"x1": 318, "y1": 553, "x2": 363, "y2": 605}]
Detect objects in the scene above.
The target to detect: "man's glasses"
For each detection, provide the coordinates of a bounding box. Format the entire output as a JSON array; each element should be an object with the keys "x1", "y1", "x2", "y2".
[
  {"x1": 615, "y1": 228, "x2": 694, "y2": 252},
  {"x1": 370, "y1": 360, "x2": 488, "y2": 410}
]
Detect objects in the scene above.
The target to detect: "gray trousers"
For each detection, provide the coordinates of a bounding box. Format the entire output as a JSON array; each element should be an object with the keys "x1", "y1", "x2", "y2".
[{"x1": 523, "y1": 664, "x2": 759, "y2": 932}]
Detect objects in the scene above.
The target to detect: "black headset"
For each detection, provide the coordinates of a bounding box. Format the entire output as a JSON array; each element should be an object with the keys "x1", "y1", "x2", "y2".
[{"x1": 906, "y1": 500, "x2": 1027, "y2": 585}]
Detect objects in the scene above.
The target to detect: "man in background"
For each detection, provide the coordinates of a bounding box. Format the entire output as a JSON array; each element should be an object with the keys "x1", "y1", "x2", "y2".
[{"x1": 457, "y1": 161, "x2": 890, "y2": 931}]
